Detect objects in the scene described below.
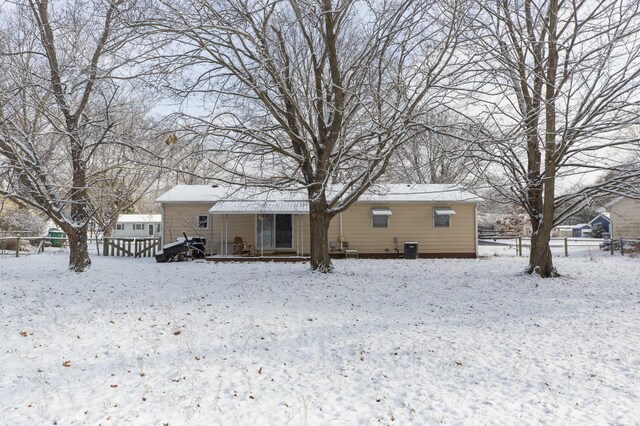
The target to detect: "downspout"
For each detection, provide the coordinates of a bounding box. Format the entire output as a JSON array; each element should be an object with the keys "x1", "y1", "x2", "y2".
[
  {"x1": 474, "y1": 203, "x2": 479, "y2": 258},
  {"x1": 209, "y1": 212, "x2": 214, "y2": 256},
  {"x1": 339, "y1": 212, "x2": 344, "y2": 251},
  {"x1": 160, "y1": 204, "x2": 165, "y2": 247}
]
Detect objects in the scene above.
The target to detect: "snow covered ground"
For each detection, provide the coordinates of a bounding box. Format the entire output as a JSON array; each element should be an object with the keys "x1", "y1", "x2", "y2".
[{"x1": 1, "y1": 250, "x2": 639, "y2": 425}]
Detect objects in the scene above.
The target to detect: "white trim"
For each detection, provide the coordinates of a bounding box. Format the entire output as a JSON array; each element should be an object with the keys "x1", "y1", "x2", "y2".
[
  {"x1": 474, "y1": 204, "x2": 478, "y2": 256},
  {"x1": 433, "y1": 208, "x2": 452, "y2": 228},
  {"x1": 197, "y1": 214, "x2": 209, "y2": 230}
]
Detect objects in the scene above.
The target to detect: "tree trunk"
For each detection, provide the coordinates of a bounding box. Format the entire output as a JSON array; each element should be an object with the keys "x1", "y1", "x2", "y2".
[
  {"x1": 528, "y1": 226, "x2": 556, "y2": 277},
  {"x1": 309, "y1": 203, "x2": 333, "y2": 273},
  {"x1": 66, "y1": 226, "x2": 91, "y2": 272},
  {"x1": 527, "y1": 0, "x2": 559, "y2": 279}
]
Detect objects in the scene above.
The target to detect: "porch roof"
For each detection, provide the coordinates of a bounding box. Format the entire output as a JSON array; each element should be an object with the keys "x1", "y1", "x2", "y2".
[{"x1": 209, "y1": 200, "x2": 309, "y2": 215}]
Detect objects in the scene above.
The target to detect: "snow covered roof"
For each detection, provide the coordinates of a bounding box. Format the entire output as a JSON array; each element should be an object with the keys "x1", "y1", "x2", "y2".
[
  {"x1": 154, "y1": 185, "x2": 232, "y2": 203},
  {"x1": 117, "y1": 214, "x2": 162, "y2": 223},
  {"x1": 154, "y1": 185, "x2": 308, "y2": 203},
  {"x1": 210, "y1": 200, "x2": 309, "y2": 215},
  {"x1": 353, "y1": 184, "x2": 481, "y2": 203},
  {"x1": 588, "y1": 213, "x2": 611, "y2": 225},
  {"x1": 156, "y1": 183, "x2": 481, "y2": 205},
  {"x1": 554, "y1": 223, "x2": 591, "y2": 230}
]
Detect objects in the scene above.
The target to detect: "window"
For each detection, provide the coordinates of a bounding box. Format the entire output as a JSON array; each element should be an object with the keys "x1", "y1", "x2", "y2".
[
  {"x1": 433, "y1": 208, "x2": 456, "y2": 228},
  {"x1": 371, "y1": 208, "x2": 392, "y2": 228},
  {"x1": 133, "y1": 223, "x2": 144, "y2": 231},
  {"x1": 115, "y1": 223, "x2": 124, "y2": 231},
  {"x1": 198, "y1": 215, "x2": 209, "y2": 229}
]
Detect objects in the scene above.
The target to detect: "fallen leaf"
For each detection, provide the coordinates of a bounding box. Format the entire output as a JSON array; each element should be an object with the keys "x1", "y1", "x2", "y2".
[
  {"x1": 258, "y1": 367, "x2": 263, "y2": 375},
  {"x1": 62, "y1": 360, "x2": 71, "y2": 367},
  {"x1": 110, "y1": 384, "x2": 118, "y2": 388},
  {"x1": 173, "y1": 331, "x2": 181, "y2": 336},
  {"x1": 20, "y1": 331, "x2": 28, "y2": 337}
]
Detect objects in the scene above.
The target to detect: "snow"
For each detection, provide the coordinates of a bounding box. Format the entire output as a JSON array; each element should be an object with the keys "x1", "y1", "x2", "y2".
[
  {"x1": 156, "y1": 183, "x2": 480, "y2": 205},
  {"x1": 1, "y1": 251, "x2": 639, "y2": 424},
  {"x1": 154, "y1": 185, "x2": 231, "y2": 203},
  {"x1": 210, "y1": 200, "x2": 309, "y2": 214},
  {"x1": 117, "y1": 214, "x2": 162, "y2": 224}
]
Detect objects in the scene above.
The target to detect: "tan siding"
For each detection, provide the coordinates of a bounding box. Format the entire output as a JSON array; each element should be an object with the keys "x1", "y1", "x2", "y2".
[
  {"x1": 162, "y1": 203, "x2": 215, "y2": 253},
  {"x1": 610, "y1": 198, "x2": 640, "y2": 237},
  {"x1": 328, "y1": 202, "x2": 476, "y2": 255},
  {"x1": 161, "y1": 201, "x2": 476, "y2": 256},
  {"x1": 211, "y1": 214, "x2": 256, "y2": 253},
  {"x1": 215, "y1": 214, "x2": 312, "y2": 255}
]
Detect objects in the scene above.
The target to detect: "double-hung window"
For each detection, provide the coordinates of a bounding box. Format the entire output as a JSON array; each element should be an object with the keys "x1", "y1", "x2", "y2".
[
  {"x1": 371, "y1": 208, "x2": 392, "y2": 228},
  {"x1": 433, "y1": 208, "x2": 456, "y2": 228}
]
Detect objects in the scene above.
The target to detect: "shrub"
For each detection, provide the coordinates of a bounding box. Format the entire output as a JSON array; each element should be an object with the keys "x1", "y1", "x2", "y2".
[{"x1": 0, "y1": 209, "x2": 47, "y2": 237}]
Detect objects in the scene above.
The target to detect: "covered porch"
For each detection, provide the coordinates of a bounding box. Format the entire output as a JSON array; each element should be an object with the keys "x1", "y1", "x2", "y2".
[{"x1": 208, "y1": 199, "x2": 310, "y2": 259}]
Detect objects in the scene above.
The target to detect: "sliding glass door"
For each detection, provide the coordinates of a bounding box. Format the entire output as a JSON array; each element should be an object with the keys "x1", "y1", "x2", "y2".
[{"x1": 256, "y1": 214, "x2": 293, "y2": 249}]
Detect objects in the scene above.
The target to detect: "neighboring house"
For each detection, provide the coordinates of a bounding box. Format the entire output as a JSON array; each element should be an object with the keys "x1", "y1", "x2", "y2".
[
  {"x1": 588, "y1": 213, "x2": 611, "y2": 236},
  {"x1": 552, "y1": 224, "x2": 591, "y2": 238},
  {"x1": 0, "y1": 197, "x2": 21, "y2": 216},
  {"x1": 605, "y1": 197, "x2": 640, "y2": 238},
  {"x1": 111, "y1": 214, "x2": 162, "y2": 238},
  {"x1": 156, "y1": 184, "x2": 482, "y2": 258}
]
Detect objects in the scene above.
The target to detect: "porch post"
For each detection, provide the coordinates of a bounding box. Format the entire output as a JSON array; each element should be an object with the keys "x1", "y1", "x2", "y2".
[{"x1": 209, "y1": 213, "x2": 214, "y2": 256}]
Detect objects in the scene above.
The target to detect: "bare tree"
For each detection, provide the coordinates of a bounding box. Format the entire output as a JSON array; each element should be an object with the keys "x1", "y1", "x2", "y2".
[
  {"x1": 0, "y1": 0, "x2": 159, "y2": 271},
  {"x1": 469, "y1": 0, "x2": 640, "y2": 276},
  {"x1": 386, "y1": 112, "x2": 478, "y2": 184},
  {"x1": 150, "y1": 0, "x2": 468, "y2": 271}
]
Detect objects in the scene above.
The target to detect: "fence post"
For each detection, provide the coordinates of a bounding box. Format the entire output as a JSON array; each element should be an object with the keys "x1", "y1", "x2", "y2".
[
  {"x1": 611, "y1": 239, "x2": 615, "y2": 256},
  {"x1": 564, "y1": 237, "x2": 568, "y2": 257},
  {"x1": 518, "y1": 237, "x2": 522, "y2": 256},
  {"x1": 621, "y1": 238, "x2": 624, "y2": 256},
  {"x1": 16, "y1": 236, "x2": 20, "y2": 258}
]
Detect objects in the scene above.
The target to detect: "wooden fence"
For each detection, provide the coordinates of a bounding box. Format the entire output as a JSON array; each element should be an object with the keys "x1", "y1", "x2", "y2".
[
  {"x1": 102, "y1": 237, "x2": 161, "y2": 258},
  {"x1": 480, "y1": 236, "x2": 640, "y2": 257}
]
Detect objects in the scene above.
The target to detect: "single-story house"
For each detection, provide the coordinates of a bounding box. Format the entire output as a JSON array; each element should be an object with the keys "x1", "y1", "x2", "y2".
[
  {"x1": 588, "y1": 213, "x2": 611, "y2": 237},
  {"x1": 552, "y1": 224, "x2": 591, "y2": 238},
  {"x1": 111, "y1": 214, "x2": 162, "y2": 238},
  {"x1": 605, "y1": 197, "x2": 640, "y2": 238},
  {"x1": 156, "y1": 184, "x2": 481, "y2": 258}
]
